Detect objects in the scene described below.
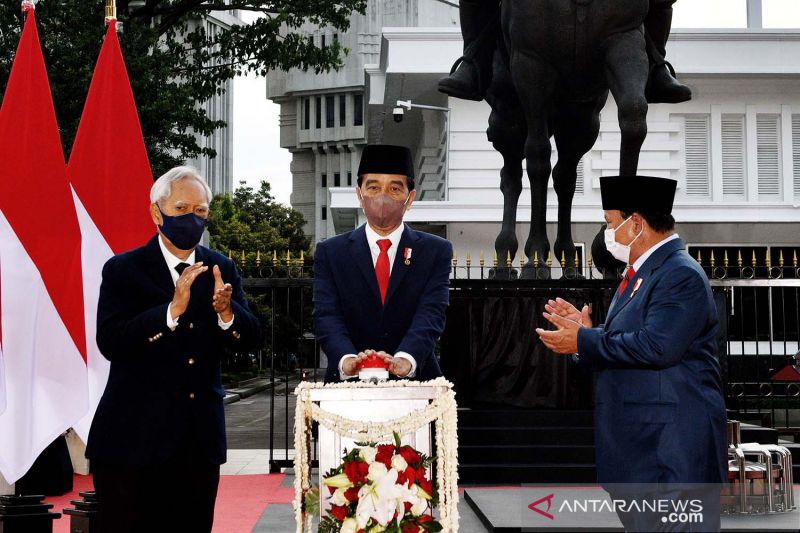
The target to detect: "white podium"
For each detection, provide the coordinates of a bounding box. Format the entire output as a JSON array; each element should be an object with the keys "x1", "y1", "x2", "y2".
[{"x1": 293, "y1": 379, "x2": 459, "y2": 532}]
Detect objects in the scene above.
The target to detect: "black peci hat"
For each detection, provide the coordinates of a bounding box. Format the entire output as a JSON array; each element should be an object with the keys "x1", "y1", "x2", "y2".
[
  {"x1": 357, "y1": 144, "x2": 415, "y2": 188},
  {"x1": 600, "y1": 175, "x2": 677, "y2": 214}
]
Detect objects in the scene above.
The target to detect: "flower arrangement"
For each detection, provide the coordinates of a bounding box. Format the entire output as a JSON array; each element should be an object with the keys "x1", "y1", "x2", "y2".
[{"x1": 315, "y1": 433, "x2": 442, "y2": 533}]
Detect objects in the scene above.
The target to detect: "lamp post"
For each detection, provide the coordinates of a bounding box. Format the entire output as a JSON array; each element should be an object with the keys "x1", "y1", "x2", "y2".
[{"x1": 395, "y1": 100, "x2": 451, "y2": 201}]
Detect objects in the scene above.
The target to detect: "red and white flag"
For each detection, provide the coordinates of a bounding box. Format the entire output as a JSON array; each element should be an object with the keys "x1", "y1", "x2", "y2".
[
  {"x1": 68, "y1": 20, "x2": 154, "y2": 442},
  {"x1": 0, "y1": 6, "x2": 88, "y2": 483},
  {"x1": 0, "y1": 256, "x2": 5, "y2": 418}
]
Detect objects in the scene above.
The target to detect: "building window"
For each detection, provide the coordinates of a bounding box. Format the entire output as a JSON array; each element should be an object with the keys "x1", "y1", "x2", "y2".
[
  {"x1": 347, "y1": 171, "x2": 353, "y2": 186},
  {"x1": 315, "y1": 96, "x2": 322, "y2": 129},
  {"x1": 321, "y1": 206, "x2": 327, "y2": 220},
  {"x1": 684, "y1": 114, "x2": 711, "y2": 197},
  {"x1": 354, "y1": 94, "x2": 364, "y2": 126},
  {"x1": 333, "y1": 33, "x2": 339, "y2": 43},
  {"x1": 334, "y1": 173, "x2": 341, "y2": 187},
  {"x1": 721, "y1": 114, "x2": 746, "y2": 199},
  {"x1": 339, "y1": 95, "x2": 346, "y2": 127},
  {"x1": 321, "y1": 34, "x2": 327, "y2": 48},
  {"x1": 756, "y1": 114, "x2": 781, "y2": 199},
  {"x1": 326, "y1": 95, "x2": 335, "y2": 128},
  {"x1": 792, "y1": 114, "x2": 800, "y2": 200},
  {"x1": 321, "y1": 173, "x2": 327, "y2": 187},
  {"x1": 302, "y1": 98, "x2": 310, "y2": 130}
]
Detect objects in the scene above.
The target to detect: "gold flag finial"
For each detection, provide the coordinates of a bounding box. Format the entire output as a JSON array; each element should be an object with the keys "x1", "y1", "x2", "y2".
[
  {"x1": 506, "y1": 251, "x2": 512, "y2": 268},
  {"x1": 710, "y1": 251, "x2": 716, "y2": 268},
  {"x1": 105, "y1": 0, "x2": 117, "y2": 21}
]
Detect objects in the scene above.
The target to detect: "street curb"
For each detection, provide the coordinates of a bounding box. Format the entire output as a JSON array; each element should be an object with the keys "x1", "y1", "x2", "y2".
[{"x1": 224, "y1": 380, "x2": 274, "y2": 405}]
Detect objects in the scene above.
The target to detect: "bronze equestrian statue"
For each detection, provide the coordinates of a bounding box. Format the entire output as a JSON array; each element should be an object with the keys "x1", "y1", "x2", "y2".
[{"x1": 440, "y1": 0, "x2": 688, "y2": 278}]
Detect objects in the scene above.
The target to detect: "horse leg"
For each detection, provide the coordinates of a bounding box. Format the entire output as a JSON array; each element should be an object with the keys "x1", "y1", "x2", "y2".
[
  {"x1": 604, "y1": 30, "x2": 649, "y2": 176},
  {"x1": 509, "y1": 50, "x2": 558, "y2": 276},
  {"x1": 551, "y1": 97, "x2": 605, "y2": 278}
]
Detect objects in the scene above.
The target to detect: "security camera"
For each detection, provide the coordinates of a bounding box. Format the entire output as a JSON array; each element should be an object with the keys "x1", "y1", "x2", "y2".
[{"x1": 393, "y1": 107, "x2": 404, "y2": 123}]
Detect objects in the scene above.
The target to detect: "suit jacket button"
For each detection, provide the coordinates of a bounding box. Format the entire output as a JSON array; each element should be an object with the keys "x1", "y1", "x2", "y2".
[
  {"x1": 188, "y1": 358, "x2": 195, "y2": 365},
  {"x1": 189, "y1": 323, "x2": 194, "y2": 329},
  {"x1": 189, "y1": 392, "x2": 196, "y2": 400}
]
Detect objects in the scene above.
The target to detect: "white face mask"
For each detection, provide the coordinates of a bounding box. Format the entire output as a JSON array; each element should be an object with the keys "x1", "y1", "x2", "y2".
[{"x1": 604, "y1": 216, "x2": 643, "y2": 265}]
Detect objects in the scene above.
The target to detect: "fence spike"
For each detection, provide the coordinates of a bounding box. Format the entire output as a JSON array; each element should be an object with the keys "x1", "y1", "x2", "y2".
[
  {"x1": 560, "y1": 251, "x2": 566, "y2": 268},
  {"x1": 765, "y1": 250, "x2": 771, "y2": 268},
  {"x1": 710, "y1": 250, "x2": 715, "y2": 268},
  {"x1": 272, "y1": 250, "x2": 278, "y2": 267},
  {"x1": 794, "y1": 250, "x2": 798, "y2": 268},
  {"x1": 737, "y1": 249, "x2": 742, "y2": 268},
  {"x1": 228, "y1": 248, "x2": 232, "y2": 260},
  {"x1": 534, "y1": 250, "x2": 539, "y2": 267},
  {"x1": 506, "y1": 251, "x2": 512, "y2": 268},
  {"x1": 723, "y1": 250, "x2": 728, "y2": 268},
  {"x1": 751, "y1": 250, "x2": 757, "y2": 268},
  {"x1": 240, "y1": 249, "x2": 246, "y2": 267},
  {"x1": 479, "y1": 250, "x2": 485, "y2": 267},
  {"x1": 696, "y1": 249, "x2": 702, "y2": 265},
  {"x1": 779, "y1": 250, "x2": 784, "y2": 268},
  {"x1": 466, "y1": 253, "x2": 472, "y2": 267},
  {"x1": 256, "y1": 250, "x2": 262, "y2": 267},
  {"x1": 587, "y1": 254, "x2": 593, "y2": 268},
  {"x1": 520, "y1": 254, "x2": 527, "y2": 268},
  {"x1": 493, "y1": 251, "x2": 498, "y2": 268},
  {"x1": 452, "y1": 250, "x2": 458, "y2": 267},
  {"x1": 574, "y1": 250, "x2": 580, "y2": 268},
  {"x1": 300, "y1": 250, "x2": 305, "y2": 267},
  {"x1": 546, "y1": 251, "x2": 553, "y2": 267}
]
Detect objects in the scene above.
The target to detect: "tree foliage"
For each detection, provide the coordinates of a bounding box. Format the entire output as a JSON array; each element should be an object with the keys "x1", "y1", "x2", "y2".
[{"x1": 0, "y1": 0, "x2": 367, "y2": 176}]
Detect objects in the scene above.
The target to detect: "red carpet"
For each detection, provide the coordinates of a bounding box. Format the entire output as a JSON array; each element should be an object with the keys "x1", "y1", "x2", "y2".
[{"x1": 45, "y1": 473, "x2": 295, "y2": 533}]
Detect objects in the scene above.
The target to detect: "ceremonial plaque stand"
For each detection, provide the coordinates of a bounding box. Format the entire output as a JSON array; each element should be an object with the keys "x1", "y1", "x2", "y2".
[{"x1": 293, "y1": 379, "x2": 459, "y2": 532}]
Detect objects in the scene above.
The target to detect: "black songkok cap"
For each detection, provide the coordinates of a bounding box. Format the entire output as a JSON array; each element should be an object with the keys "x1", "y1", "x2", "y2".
[
  {"x1": 600, "y1": 175, "x2": 677, "y2": 214},
  {"x1": 357, "y1": 144, "x2": 415, "y2": 187}
]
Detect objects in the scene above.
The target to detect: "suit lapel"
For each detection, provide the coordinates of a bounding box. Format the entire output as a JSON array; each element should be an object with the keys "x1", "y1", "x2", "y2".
[
  {"x1": 142, "y1": 234, "x2": 177, "y2": 298},
  {"x1": 384, "y1": 225, "x2": 421, "y2": 306},
  {"x1": 604, "y1": 237, "x2": 685, "y2": 329},
  {"x1": 348, "y1": 225, "x2": 381, "y2": 306}
]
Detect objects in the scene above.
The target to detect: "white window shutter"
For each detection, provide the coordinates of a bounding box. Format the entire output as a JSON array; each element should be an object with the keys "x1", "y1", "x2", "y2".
[
  {"x1": 721, "y1": 114, "x2": 746, "y2": 199},
  {"x1": 756, "y1": 114, "x2": 781, "y2": 198},
  {"x1": 792, "y1": 115, "x2": 800, "y2": 200},
  {"x1": 684, "y1": 115, "x2": 711, "y2": 197},
  {"x1": 575, "y1": 158, "x2": 584, "y2": 195}
]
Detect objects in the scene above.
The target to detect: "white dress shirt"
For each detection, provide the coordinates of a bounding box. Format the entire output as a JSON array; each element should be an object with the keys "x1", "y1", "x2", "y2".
[
  {"x1": 631, "y1": 233, "x2": 680, "y2": 272},
  {"x1": 158, "y1": 235, "x2": 233, "y2": 331},
  {"x1": 339, "y1": 223, "x2": 417, "y2": 380}
]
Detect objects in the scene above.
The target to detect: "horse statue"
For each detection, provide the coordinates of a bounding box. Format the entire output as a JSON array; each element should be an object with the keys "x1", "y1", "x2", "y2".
[{"x1": 483, "y1": 0, "x2": 651, "y2": 277}]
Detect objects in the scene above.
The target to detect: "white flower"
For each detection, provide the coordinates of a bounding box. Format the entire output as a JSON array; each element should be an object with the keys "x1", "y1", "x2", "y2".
[
  {"x1": 360, "y1": 446, "x2": 377, "y2": 464},
  {"x1": 410, "y1": 498, "x2": 428, "y2": 516},
  {"x1": 367, "y1": 461, "x2": 388, "y2": 482},
  {"x1": 330, "y1": 487, "x2": 349, "y2": 506},
  {"x1": 390, "y1": 453, "x2": 408, "y2": 472},
  {"x1": 341, "y1": 517, "x2": 358, "y2": 533},
  {"x1": 356, "y1": 468, "x2": 403, "y2": 527}
]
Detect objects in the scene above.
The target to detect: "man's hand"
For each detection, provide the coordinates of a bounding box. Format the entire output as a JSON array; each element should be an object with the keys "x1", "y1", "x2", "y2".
[
  {"x1": 536, "y1": 310, "x2": 585, "y2": 355},
  {"x1": 342, "y1": 352, "x2": 369, "y2": 376},
  {"x1": 377, "y1": 351, "x2": 412, "y2": 378},
  {"x1": 170, "y1": 262, "x2": 207, "y2": 320},
  {"x1": 212, "y1": 265, "x2": 234, "y2": 322},
  {"x1": 544, "y1": 298, "x2": 592, "y2": 328}
]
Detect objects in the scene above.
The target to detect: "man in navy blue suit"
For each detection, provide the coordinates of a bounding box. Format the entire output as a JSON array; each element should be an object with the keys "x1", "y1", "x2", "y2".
[
  {"x1": 313, "y1": 144, "x2": 452, "y2": 383},
  {"x1": 538, "y1": 176, "x2": 727, "y2": 532},
  {"x1": 86, "y1": 166, "x2": 260, "y2": 533}
]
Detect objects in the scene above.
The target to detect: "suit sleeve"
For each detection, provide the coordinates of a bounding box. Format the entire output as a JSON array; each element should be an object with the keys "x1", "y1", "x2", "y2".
[
  {"x1": 217, "y1": 260, "x2": 261, "y2": 350},
  {"x1": 577, "y1": 266, "x2": 710, "y2": 370},
  {"x1": 313, "y1": 242, "x2": 359, "y2": 371},
  {"x1": 96, "y1": 258, "x2": 172, "y2": 361},
  {"x1": 395, "y1": 239, "x2": 452, "y2": 370}
]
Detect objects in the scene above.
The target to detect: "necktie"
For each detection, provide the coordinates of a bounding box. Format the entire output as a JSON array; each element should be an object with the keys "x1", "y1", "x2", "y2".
[
  {"x1": 375, "y1": 239, "x2": 392, "y2": 304},
  {"x1": 175, "y1": 262, "x2": 190, "y2": 276},
  {"x1": 617, "y1": 265, "x2": 636, "y2": 295}
]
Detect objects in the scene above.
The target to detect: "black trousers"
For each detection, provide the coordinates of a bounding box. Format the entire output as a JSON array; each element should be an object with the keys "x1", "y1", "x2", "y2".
[{"x1": 92, "y1": 457, "x2": 220, "y2": 533}]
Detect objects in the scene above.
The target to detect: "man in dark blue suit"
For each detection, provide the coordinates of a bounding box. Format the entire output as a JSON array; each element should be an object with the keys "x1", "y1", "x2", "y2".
[
  {"x1": 86, "y1": 167, "x2": 260, "y2": 533},
  {"x1": 538, "y1": 176, "x2": 727, "y2": 532},
  {"x1": 314, "y1": 144, "x2": 452, "y2": 383}
]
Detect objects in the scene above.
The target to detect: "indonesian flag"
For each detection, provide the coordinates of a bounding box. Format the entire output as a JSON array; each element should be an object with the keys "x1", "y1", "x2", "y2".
[
  {"x1": 0, "y1": 7, "x2": 88, "y2": 483},
  {"x1": 0, "y1": 257, "x2": 5, "y2": 418},
  {"x1": 68, "y1": 20, "x2": 154, "y2": 442}
]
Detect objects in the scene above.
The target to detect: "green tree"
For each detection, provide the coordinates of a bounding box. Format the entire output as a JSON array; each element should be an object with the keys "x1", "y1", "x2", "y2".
[{"x1": 0, "y1": 0, "x2": 367, "y2": 175}]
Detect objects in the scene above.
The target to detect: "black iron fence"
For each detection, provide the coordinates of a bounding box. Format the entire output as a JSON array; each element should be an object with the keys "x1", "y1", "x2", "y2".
[{"x1": 234, "y1": 251, "x2": 800, "y2": 471}]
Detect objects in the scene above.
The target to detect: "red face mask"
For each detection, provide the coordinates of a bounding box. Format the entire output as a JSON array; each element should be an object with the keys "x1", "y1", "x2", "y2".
[{"x1": 359, "y1": 192, "x2": 410, "y2": 229}]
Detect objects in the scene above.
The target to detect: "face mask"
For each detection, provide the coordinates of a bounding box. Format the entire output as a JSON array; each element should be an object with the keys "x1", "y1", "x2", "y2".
[
  {"x1": 604, "y1": 216, "x2": 642, "y2": 265},
  {"x1": 359, "y1": 192, "x2": 410, "y2": 229},
  {"x1": 158, "y1": 208, "x2": 207, "y2": 250}
]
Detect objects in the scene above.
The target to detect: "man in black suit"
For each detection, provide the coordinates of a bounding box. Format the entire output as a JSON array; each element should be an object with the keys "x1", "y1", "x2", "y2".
[{"x1": 86, "y1": 166, "x2": 260, "y2": 532}]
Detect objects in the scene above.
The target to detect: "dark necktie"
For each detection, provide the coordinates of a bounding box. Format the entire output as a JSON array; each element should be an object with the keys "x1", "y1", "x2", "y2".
[
  {"x1": 175, "y1": 262, "x2": 190, "y2": 276},
  {"x1": 617, "y1": 265, "x2": 636, "y2": 295},
  {"x1": 375, "y1": 239, "x2": 391, "y2": 303}
]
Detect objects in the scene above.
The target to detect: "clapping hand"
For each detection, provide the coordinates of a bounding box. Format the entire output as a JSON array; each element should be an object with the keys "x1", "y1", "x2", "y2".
[
  {"x1": 536, "y1": 298, "x2": 591, "y2": 354},
  {"x1": 212, "y1": 265, "x2": 233, "y2": 322},
  {"x1": 170, "y1": 262, "x2": 207, "y2": 320}
]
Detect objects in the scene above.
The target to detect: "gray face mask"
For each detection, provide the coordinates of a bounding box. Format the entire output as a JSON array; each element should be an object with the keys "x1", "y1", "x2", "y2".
[
  {"x1": 603, "y1": 216, "x2": 642, "y2": 265},
  {"x1": 359, "y1": 192, "x2": 410, "y2": 229}
]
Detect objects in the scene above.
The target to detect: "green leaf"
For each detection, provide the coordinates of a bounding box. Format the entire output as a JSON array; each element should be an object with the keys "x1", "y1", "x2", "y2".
[{"x1": 393, "y1": 431, "x2": 401, "y2": 448}]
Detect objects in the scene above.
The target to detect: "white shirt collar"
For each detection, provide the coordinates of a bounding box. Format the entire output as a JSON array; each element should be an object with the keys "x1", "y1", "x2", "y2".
[
  {"x1": 364, "y1": 222, "x2": 404, "y2": 252},
  {"x1": 157, "y1": 234, "x2": 195, "y2": 284},
  {"x1": 632, "y1": 233, "x2": 679, "y2": 272}
]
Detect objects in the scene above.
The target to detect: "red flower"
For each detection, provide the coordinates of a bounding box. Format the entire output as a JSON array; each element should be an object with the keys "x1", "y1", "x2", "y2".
[
  {"x1": 396, "y1": 470, "x2": 408, "y2": 486},
  {"x1": 404, "y1": 502, "x2": 413, "y2": 513},
  {"x1": 418, "y1": 514, "x2": 433, "y2": 523},
  {"x1": 398, "y1": 445, "x2": 422, "y2": 466},
  {"x1": 401, "y1": 523, "x2": 420, "y2": 533},
  {"x1": 403, "y1": 466, "x2": 417, "y2": 486},
  {"x1": 418, "y1": 477, "x2": 433, "y2": 497},
  {"x1": 328, "y1": 485, "x2": 336, "y2": 495},
  {"x1": 344, "y1": 486, "x2": 360, "y2": 502},
  {"x1": 329, "y1": 504, "x2": 349, "y2": 521},
  {"x1": 344, "y1": 460, "x2": 369, "y2": 484},
  {"x1": 415, "y1": 466, "x2": 427, "y2": 481},
  {"x1": 375, "y1": 444, "x2": 395, "y2": 468}
]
